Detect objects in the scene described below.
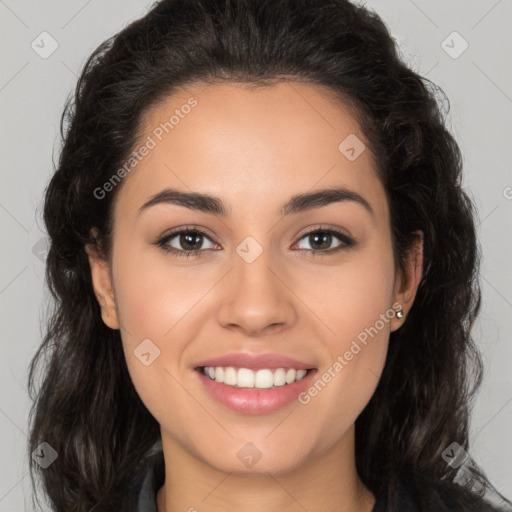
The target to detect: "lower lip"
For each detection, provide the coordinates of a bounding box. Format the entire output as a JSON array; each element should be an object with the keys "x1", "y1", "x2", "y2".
[{"x1": 195, "y1": 368, "x2": 317, "y2": 415}]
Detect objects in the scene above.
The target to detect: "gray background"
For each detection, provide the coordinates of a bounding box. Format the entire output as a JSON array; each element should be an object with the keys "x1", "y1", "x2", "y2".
[{"x1": 0, "y1": 0, "x2": 511, "y2": 510}]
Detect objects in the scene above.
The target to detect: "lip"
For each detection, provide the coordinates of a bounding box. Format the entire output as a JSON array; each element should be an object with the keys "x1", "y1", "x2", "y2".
[
  {"x1": 195, "y1": 367, "x2": 318, "y2": 415},
  {"x1": 194, "y1": 352, "x2": 316, "y2": 371}
]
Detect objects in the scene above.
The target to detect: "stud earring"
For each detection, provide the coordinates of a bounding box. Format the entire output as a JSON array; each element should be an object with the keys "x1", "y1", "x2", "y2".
[{"x1": 396, "y1": 308, "x2": 404, "y2": 319}]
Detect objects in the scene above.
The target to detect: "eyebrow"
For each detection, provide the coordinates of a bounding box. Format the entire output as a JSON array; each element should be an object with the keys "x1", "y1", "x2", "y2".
[{"x1": 138, "y1": 186, "x2": 374, "y2": 219}]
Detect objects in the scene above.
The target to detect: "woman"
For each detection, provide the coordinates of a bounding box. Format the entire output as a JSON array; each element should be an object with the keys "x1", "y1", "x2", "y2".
[{"x1": 27, "y1": 0, "x2": 512, "y2": 510}]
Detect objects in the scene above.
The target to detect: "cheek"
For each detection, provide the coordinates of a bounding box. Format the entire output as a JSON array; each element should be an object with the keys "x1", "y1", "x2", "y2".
[
  {"x1": 111, "y1": 242, "x2": 230, "y2": 415},
  {"x1": 293, "y1": 237, "x2": 395, "y2": 430},
  {"x1": 112, "y1": 243, "x2": 213, "y2": 345},
  {"x1": 296, "y1": 233, "x2": 395, "y2": 353}
]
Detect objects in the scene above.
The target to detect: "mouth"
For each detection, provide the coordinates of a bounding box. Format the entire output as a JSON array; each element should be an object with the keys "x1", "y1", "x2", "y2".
[{"x1": 194, "y1": 365, "x2": 318, "y2": 415}]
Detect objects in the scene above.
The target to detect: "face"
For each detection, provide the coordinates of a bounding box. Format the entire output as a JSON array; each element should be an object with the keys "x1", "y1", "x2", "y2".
[{"x1": 88, "y1": 81, "x2": 422, "y2": 476}]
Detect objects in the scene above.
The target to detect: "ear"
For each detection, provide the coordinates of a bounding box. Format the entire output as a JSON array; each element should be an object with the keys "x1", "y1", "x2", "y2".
[
  {"x1": 85, "y1": 228, "x2": 120, "y2": 330},
  {"x1": 390, "y1": 230, "x2": 423, "y2": 332}
]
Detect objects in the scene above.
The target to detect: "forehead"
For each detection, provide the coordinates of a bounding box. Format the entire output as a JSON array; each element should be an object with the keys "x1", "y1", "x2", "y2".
[{"x1": 115, "y1": 81, "x2": 387, "y2": 220}]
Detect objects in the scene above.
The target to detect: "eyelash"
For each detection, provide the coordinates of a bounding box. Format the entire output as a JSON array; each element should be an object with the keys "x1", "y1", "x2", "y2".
[{"x1": 154, "y1": 225, "x2": 356, "y2": 259}]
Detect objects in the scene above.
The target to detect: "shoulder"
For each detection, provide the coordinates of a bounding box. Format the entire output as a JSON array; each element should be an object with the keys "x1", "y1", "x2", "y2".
[
  {"x1": 421, "y1": 479, "x2": 503, "y2": 512},
  {"x1": 384, "y1": 470, "x2": 509, "y2": 512},
  {"x1": 131, "y1": 446, "x2": 165, "y2": 512}
]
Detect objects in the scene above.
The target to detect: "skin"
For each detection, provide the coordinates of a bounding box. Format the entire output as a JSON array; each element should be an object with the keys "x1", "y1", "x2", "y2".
[{"x1": 87, "y1": 81, "x2": 423, "y2": 512}]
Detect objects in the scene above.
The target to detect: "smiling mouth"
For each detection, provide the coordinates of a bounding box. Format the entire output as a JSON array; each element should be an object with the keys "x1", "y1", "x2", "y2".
[{"x1": 196, "y1": 366, "x2": 316, "y2": 390}]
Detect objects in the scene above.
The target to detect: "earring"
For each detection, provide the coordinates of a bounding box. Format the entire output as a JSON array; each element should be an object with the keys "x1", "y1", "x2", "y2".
[{"x1": 396, "y1": 308, "x2": 404, "y2": 319}]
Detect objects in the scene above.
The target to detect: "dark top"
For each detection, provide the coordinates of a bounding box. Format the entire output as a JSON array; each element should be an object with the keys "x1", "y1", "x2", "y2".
[{"x1": 134, "y1": 449, "x2": 507, "y2": 512}]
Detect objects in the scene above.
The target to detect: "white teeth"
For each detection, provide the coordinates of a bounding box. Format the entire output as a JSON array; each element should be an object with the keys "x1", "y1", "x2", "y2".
[
  {"x1": 223, "y1": 366, "x2": 237, "y2": 386},
  {"x1": 296, "y1": 369, "x2": 307, "y2": 380},
  {"x1": 255, "y1": 369, "x2": 274, "y2": 389},
  {"x1": 273, "y1": 368, "x2": 286, "y2": 386},
  {"x1": 285, "y1": 368, "x2": 296, "y2": 384},
  {"x1": 214, "y1": 367, "x2": 224, "y2": 382},
  {"x1": 201, "y1": 366, "x2": 310, "y2": 389},
  {"x1": 237, "y1": 368, "x2": 254, "y2": 388}
]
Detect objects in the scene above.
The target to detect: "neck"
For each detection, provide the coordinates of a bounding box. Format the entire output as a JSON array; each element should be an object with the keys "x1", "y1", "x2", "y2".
[{"x1": 156, "y1": 425, "x2": 375, "y2": 512}]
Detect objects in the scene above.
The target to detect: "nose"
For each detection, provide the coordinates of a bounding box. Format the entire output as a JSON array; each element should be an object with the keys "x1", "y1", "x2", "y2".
[{"x1": 216, "y1": 247, "x2": 297, "y2": 336}]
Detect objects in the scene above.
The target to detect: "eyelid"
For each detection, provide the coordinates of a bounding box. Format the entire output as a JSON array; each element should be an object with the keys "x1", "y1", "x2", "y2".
[
  {"x1": 158, "y1": 224, "x2": 217, "y2": 241},
  {"x1": 293, "y1": 223, "x2": 354, "y2": 243}
]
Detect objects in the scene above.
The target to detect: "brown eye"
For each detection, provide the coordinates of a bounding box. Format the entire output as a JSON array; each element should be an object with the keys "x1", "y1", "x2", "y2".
[
  {"x1": 156, "y1": 228, "x2": 218, "y2": 258},
  {"x1": 294, "y1": 229, "x2": 354, "y2": 254}
]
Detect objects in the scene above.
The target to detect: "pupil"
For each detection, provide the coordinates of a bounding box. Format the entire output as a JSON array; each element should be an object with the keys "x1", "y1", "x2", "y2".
[
  {"x1": 181, "y1": 233, "x2": 202, "y2": 250},
  {"x1": 310, "y1": 233, "x2": 331, "y2": 250}
]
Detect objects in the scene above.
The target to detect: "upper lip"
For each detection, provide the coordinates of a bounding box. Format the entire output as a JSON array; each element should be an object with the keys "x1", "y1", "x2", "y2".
[{"x1": 194, "y1": 353, "x2": 316, "y2": 371}]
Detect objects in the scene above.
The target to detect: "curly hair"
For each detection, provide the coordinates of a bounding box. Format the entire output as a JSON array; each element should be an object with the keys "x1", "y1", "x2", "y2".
[{"x1": 27, "y1": 0, "x2": 511, "y2": 510}]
